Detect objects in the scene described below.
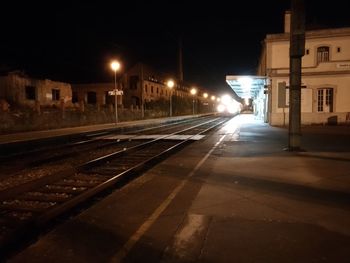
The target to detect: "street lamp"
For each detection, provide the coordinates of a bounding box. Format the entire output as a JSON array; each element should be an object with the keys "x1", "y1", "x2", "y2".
[
  {"x1": 110, "y1": 60, "x2": 121, "y2": 123},
  {"x1": 190, "y1": 87, "x2": 197, "y2": 115},
  {"x1": 203, "y1": 93, "x2": 208, "y2": 99},
  {"x1": 167, "y1": 79, "x2": 175, "y2": 117}
]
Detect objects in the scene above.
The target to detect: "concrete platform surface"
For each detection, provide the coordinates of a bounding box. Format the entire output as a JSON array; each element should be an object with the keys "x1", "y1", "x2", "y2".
[{"x1": 6, "y1": 114, "x2": 350, "y2": 263}]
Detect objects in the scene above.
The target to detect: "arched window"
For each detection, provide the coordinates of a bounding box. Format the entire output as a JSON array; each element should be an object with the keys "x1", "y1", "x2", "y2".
[{"x1": 317, "y1": 46, "x2": 329, "y2": 63}]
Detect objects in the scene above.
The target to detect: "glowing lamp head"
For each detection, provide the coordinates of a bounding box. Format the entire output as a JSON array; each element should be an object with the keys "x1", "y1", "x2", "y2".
[
  {"x1": 203, "y1": 93, "x2": 208, "y2": 99},
  {"x1": 190, "y1": 88, "x2": 197, "y2": 95},
  {"x1": 211, "y1": 95, "x2": 216, "y2": 101},
  {"x1": 110, "y1": 61, "x2": 121, "y2": 72},
  {"x1": 167, "y1": 80, "x2": 175, "y2": 89}
]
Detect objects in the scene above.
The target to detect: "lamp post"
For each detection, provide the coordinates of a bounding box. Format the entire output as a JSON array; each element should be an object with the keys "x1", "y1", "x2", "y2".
[
  {"x1": 190, "y1": 87, "x2": 197, "y2": 115},
  {"x1": 110, "y1": 60, "x2": 121, "y2": 123},
  {"x1": 211, "y1": 95, "x2": 216, "y2": 112},
  {"x1": 203, "y1": 93, "x2": 208, "y2": 113},
  {"x1": 167, "y1": 80, "x2": 175, "y2": 117}
]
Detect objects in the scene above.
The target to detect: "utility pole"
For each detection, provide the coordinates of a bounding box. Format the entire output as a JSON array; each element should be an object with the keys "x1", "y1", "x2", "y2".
[{"x1": 288, "y1": 0, "x2": 305, "y2": 151}]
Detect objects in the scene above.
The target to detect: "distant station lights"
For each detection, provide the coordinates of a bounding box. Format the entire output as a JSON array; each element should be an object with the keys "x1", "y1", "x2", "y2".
[{"x1": 217, "y1": 94, "x2": 240, "y2": 115}]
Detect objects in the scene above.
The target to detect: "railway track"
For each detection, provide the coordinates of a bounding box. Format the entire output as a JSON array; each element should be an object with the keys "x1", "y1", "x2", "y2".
[
  {"x1": 0, "y1": 116, "x2": 229, "y2": 256},
  {"x1": 0, "y1": 116, "x2": 214, "y2": 177}
]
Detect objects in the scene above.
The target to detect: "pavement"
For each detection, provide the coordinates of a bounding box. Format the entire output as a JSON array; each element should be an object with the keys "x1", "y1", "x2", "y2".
[{"x1": 4, "y1": 114, "x2": 350, "y2": 263}]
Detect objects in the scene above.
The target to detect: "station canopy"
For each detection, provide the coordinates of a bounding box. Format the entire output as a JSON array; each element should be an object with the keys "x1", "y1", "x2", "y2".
[{"x1": 226, "y1": 76, "x2": 267, "y2": 99}]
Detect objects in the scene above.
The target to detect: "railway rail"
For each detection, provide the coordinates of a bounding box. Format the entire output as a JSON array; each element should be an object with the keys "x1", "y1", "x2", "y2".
[
  {"x1": 0, "y1": 116, "x2": 214, "y2": 177},
  {"x1": 0, "y1": 116, "x2": 229, "y2": 256}
]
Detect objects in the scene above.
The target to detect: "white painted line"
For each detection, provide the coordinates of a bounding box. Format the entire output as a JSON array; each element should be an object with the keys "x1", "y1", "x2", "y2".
[
  {"x1": 101, "y1": 135, "x2": 134, "y2": 140},
  {"x1": 102, "y1": 134, "x2": 206, "y2": 141},
  {"x1": 109, "y1": 134, "x2": 227, "y2": 262}
]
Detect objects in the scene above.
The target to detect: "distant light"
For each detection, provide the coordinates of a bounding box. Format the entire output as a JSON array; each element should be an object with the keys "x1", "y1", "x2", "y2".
[
  {"x1": 110, "y1": 61, "x2": 121, "y2": 72},
  {"x1": 190, "y1": 88, "x2": 197, "y2": 95},
  {"x1": 167, "y1": 79, "x2": 175, "y2": 89},
  {"x1": 211, "y1": 95, "x2": 216, "y2": 101},
  {"x1": 221, "y1": 94, "x2": 232, "y2": 106},
  {"x1": 203, "y1": 93, "x2": 208, "y2": 98},
  {"x1": 217, "y1": 104, "x2": 225, "y2": 113},
  {"x1": 216, "y1": 98, "x2": 221, "y2": 102}
]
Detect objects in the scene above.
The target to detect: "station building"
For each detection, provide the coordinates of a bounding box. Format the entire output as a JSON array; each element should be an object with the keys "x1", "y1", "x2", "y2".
[{"x1": 227, "y1": 11, "x2": 350, "y2": 126}]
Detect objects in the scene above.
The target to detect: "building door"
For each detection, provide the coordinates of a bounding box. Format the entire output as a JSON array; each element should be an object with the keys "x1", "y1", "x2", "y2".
[{"x1": 317, "y1": 88, "x2": 333, "y2": 112}]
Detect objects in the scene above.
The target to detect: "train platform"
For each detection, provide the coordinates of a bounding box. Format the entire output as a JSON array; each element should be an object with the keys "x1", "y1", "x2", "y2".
[{"x1": 6, "y1": 114, "x2": 350, "y2": 262}]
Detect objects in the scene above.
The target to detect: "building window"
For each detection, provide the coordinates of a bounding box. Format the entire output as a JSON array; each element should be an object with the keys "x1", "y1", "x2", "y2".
[
  {"x1": 317, "y1": 46, "x2": 329, "y2": 63},
  {"x1": 105, "y1": 91, "x2": 113, "y2": 104},
  {"x1": 87, "y1": 91, "x2": 97, "y2": 104},
  {"x1": 25, "y1": 86, "x2": 36, "y2": 100},
  {"x1": 337, "y1": 47, "x2": 341, "y2": 53},
  {"x1": 52, "y1": 89, "x2": 60, "y2": 101},
  {"x1": 129, "y1": 75, "x2": 139, "y2": 90},
  {"x1": 151, "y1": 86, "x2": 154, "y2": 93},
  {"x1": 306, "y1": 49, "x2": 309, "y2": 55},
  {"x1": 72, "y1": 91, "x2": 78, "y2": 103},
  {"x1": 317, "y1": 88, "x2": 333, "y2": 112}
]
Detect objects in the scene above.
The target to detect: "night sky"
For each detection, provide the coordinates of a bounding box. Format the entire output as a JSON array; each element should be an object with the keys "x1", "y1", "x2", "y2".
[{"x1": 1, "y1": 0, "x2": 349, "y2": 94}]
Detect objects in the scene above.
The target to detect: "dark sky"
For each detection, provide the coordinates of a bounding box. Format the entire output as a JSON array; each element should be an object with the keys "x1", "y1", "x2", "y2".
[{"x1": 1, "y1": 1, "x2": 349, "y2": 94}]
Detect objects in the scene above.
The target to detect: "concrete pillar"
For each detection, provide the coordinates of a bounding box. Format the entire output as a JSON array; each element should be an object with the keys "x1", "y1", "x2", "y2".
[{"x1": 288, "y1": 0, "x2": 305, "y2": 151}]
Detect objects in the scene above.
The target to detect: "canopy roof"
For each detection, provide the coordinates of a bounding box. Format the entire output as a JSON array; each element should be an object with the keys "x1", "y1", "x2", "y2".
[{"x1": 226, "y1": 75, "x2": 267, "y2": 99}]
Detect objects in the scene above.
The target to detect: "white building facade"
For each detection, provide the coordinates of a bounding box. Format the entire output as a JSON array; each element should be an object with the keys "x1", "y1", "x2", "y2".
[{"x1": 257, "y1": 12, "x2": 350, "y2": 126}]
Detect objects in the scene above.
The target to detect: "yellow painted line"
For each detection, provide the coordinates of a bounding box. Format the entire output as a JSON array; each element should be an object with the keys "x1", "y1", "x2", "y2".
[{"x1": 109, "y1": 134, "x2": 227, "y2": 262}]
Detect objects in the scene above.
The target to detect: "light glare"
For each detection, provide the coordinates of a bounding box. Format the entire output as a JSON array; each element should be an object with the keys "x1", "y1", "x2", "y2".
[
  {"x1": 167, "y1": 80, "x2": 175, "y2": 88},
  {"x1": 111, "y1": 61, "x2": 121, "y2": 72}
]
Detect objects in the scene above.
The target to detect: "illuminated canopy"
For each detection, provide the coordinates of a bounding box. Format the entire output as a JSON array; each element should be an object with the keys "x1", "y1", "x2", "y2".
[{"x1": 226, "y1": 75, "x2": 267, "y2": 99}]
